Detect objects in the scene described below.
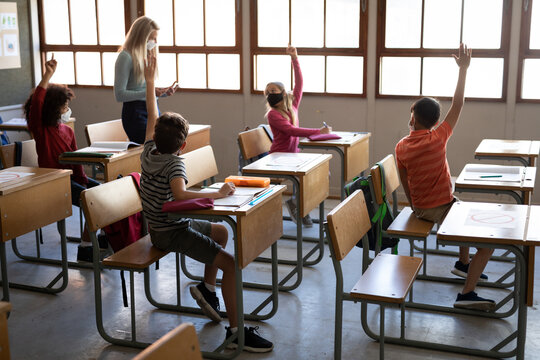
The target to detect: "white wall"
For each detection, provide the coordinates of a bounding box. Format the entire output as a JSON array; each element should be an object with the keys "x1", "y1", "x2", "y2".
[{"x1": 34, "y1": 0, "x2": 540, "y2": 203}]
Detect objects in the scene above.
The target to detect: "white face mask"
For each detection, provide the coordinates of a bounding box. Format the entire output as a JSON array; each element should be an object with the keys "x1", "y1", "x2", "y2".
[
  {"x1": 146, "y1": 40, "x2": 157, "y2": 51},
  {"x1": 60, "y1": 108, "x2": 72, "y2": 123}
]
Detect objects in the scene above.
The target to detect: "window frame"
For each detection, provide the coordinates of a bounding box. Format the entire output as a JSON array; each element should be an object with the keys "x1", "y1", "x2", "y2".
[
  {"x1": 38, "y1": 0, "x2": 132, "y2": 89},
  {"x1": 517, "y1": 0, "x2": 540, "y2": 102},
  {"x1": 250, "y1": 0, "x2": 369, "y2": 97},
  {"x1": 376, "y1": 0, "x2": 512, "y2": 102},
  {"x1": 140, "y1": 0, "x2": 243, "y2": 94}
]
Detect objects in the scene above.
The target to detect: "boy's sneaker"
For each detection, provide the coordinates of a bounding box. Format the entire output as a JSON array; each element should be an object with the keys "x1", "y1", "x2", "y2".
[
  {"x1": 77, "y1": 245, "x2": 93, "y2": 262},
  {"x1": 451, "y1": 260, "x2": 488, "y2": 281},
  {"x1": 454, "y1": 291, "x2": 496, "y2": 311},
  {"x1": 285, "y1": 199, "x2": 298, "y2": 224},
  {"x1": 189, "y1": 283, "x2": 222, "y2": 322},
  {"x1": 225, "y1": 326, "x2": 273, "y2": 353},
  {"x1": 302, "y1": 214, "x2": 313, "y2": 228}
]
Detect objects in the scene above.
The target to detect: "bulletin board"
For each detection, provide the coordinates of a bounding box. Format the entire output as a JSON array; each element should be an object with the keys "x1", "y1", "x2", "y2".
[{"x1": 0, "y1": 2, "x2": 21, "y2": 70}]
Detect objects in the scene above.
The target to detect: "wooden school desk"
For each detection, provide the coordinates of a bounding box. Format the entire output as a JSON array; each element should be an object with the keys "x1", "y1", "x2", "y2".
[
  {"x1": 0, "y1": 167, "x2": 72, "y2": 302},
  {"x1": 435, "y1": 201, "x2": 540, "y2": 359},
  {"x1": 455, "y1": 164, "x2": 536, "y2": 205},
  {"x1": 299, "y1": 131, "x2": 370, "y2": 200},
  {"x1": 475, "y1": 139, "x2": 540, "y2": 166},
  {"x1": 241, "y1": 152, "x2": 331, "y2": 291},
  {"x1": 160, "y1": 185, "x2": 286, "y2": 358},
  {"x1": 183, "y1": 124, "x2": 211, "y2": 154},
  {"x1": 0, "y1": 117, "x2": 76, "y2": 137}
]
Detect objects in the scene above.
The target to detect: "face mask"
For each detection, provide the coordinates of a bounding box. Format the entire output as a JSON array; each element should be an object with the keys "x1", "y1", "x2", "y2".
[
  {"x1": 147, "y1": 40, "x2": 157, "y2": 51},
  {"x1": 267, "y1": 92, "x2": 284, "y2": 107},
  {"x1": 60, "y1": 108, "x2": 72, "y2": 123}
]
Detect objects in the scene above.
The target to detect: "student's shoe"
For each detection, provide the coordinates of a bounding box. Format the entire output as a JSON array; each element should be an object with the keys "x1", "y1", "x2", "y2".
[
  {"x1": 76, "y1": 245, "x2": 93, "y2": 262},
  {"x1": 451, "y1": 260, "x2": 488, "y2": 281},
  {"x1": 97, "y1": 234, "x2": 109, "y2": 249},
  {"x1": 454, "y1": 291, "x2": 496, "y2": 311},
  {"x1": 302, "y1": 214, "x2": 313, "y2": 228},
  {"x1": 189, "y1": 282, "x2": 222, "y2": 323},
  {"x1": 285, "y1": 199, "x2": 298, "y2": 224},
  {"x1": 225, "y1": 326, "x2": 274, "y2": 353}
]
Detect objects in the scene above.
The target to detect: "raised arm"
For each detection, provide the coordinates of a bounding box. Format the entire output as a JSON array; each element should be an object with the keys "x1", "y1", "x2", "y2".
[
  {"x1": 443, "y1": 43, "x2": 472, "y2": 130},
  {"x1": 287, "y1": 45, "x2": 303, "y2": 108},
  {"x1": 38, "y1": 55, "x2": 57, "y2": 90},
  {"x1": 144, "y1": 52, "x2": 159, "y2": 142}
]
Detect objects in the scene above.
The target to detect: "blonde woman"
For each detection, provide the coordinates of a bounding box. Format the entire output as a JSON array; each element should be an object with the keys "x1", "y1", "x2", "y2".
[{"x1": 114, "y1": 16, "x2": 178, "y2": 144}]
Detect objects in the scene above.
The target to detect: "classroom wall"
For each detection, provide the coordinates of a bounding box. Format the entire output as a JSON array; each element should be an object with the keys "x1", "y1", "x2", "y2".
[{"x1": 9, "y1": 0, "x2": 540, "y2": 204}]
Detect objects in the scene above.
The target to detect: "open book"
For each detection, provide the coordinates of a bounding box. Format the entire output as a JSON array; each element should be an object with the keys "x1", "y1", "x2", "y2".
[
  {"x1": 200, "y1": 183, "x2": 271, "y2": 207},
  {"x1": 62, "y1": 141, "x2": 140, "y2": 158},
  {"x1": 462, "y1": 164, "x2": 524, "y2": 182}
]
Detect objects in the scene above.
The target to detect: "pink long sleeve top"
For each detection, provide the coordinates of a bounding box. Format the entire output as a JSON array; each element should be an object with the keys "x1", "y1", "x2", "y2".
[{"x1": 267, "y1": 58, "x2": 320, "y2": 153}]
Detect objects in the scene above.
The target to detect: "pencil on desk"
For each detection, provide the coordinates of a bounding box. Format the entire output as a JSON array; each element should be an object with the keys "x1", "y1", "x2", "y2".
[{"x1": 480, "y1": 175, "x2": 503, "y2": 178}]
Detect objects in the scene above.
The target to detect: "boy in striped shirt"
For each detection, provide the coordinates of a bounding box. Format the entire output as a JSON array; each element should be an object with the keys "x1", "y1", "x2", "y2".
[{"x1": 395, "y1": 44, "x2": 495, "y2": 311}]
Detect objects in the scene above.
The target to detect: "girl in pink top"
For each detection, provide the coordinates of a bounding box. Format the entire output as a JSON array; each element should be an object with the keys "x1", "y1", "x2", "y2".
[{"x1": 263, "y1": 45, "x2": 332, "y2": 226}]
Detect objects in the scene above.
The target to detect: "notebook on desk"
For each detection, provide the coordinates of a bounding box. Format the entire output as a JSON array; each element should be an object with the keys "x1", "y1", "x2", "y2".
[
  {"x1": 200, "y1": 183, "x2": 271, "y2": 207},
  {"x1": 62, "y1": 141, "x2": 140, "y2": 158},
  {"x1": 462, "y1": 164, "x2": 524, "y2": 182}
]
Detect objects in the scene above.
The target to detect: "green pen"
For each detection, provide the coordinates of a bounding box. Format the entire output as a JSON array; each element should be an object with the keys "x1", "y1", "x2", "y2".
[{"x1": 480, "y1": 175, "x2": 502, "y2": 178}]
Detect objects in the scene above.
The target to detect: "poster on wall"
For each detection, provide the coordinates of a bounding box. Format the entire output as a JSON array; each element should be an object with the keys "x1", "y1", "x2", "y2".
[{"x1": 0, "y1": 3, "x2": 21, "y2": 70}]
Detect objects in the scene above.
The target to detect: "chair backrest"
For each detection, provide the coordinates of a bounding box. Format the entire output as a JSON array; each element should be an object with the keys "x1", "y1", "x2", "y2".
[
  {"x1": 182, "y1": 145, "x2": 218, "y2": 188},
  {"x1": 85, "y1": 119, "x2": 129, "y2": 145},
  {"x1": 370, "y1": 154, "x2": 401, "y2": 206},
  {"x1": 133, "y1": 323, "x2": 202, "y2": 360},
  {"x1": 81, "y1": 176, "x2": 143, "y2": 233},
  {"x1": 326, "y1": 190, "x2": 372, "y2": 261},
  {"x1": 0, "y1": 139, "x2": 38, "y2": 168},
  {"x1": 238, "y1": 127, "x2": 272, "y2": 160}
]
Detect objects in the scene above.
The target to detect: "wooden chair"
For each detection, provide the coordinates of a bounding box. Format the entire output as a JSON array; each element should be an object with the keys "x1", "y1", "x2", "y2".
[
  {"x1": 238, "y1": 127, "x2": 272, "y2": 163},
  {"x1": 0, "y1": 302, "x2": 10, "y2": 360},
  {"x1": 182, "y1": 145, "x2": 218, "y2": 187},
  {"x1": 85, "y1": 119, "x2": 129, "y2": 145},
  {"x1": 133, "y1": 323, "x2": 202, "y2": 360},
  {"x1": 326, "y1": 190, "x2": 422, "y2": 360},
  {"x1": 0, "y1": 139, "x2": 38, "y2": 168}
]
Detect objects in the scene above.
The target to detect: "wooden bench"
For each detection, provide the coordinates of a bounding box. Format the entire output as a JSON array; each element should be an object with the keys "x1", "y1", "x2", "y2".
[
  {"x1": 0, "y1": 302, "x2": 10, "y2": 360},
  {"x1": 326, "y1": 190, "x2": 422, "y2": 360},
  {"x1": 133, "y1": 323, "x2": 202, "y2": 360}
]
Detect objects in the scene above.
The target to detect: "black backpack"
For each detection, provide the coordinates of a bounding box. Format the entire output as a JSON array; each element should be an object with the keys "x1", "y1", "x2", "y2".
[{"x1": 344, "y1": 175, "x2": 399, "y2": 252}]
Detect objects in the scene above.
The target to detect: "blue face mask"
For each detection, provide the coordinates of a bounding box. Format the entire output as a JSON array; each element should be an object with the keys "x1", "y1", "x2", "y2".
[{"x1": 267, "y1": 92, "x2": 284, "y2": 107}]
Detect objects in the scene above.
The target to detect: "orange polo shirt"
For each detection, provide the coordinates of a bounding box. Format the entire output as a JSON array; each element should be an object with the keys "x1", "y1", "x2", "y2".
[{"x1": 395, "y1": 121, "x2": 454, "y2": 209}]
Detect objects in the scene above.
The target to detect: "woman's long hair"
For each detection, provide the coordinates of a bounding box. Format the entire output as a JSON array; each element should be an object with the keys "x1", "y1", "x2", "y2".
[{"x1": 121, "y1": 16, "x2": 160, "y2": 84}]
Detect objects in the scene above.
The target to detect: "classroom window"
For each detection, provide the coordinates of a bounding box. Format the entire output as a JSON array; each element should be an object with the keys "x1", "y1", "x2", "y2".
[
  {"x1": 518, "y1": 0, "x2": 540, "y2": 101},
  {"x1": 252, "y1": 0, "x2": 368, "y2": 96},
  {"x1": 142, "y1": 0, "x2": 242, "y2": 92},
  {"x1": 39, "y1": 0, "x2": 130, "y2": 87},
  {"x1": 378, "y1": 0, "x2": 510, "y2": 100}
]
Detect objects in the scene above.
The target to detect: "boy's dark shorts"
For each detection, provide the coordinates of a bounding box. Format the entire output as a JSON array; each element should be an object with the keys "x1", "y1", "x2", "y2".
[{"x1": 149, "y1": 219, "x2": 221, "y2": 265}]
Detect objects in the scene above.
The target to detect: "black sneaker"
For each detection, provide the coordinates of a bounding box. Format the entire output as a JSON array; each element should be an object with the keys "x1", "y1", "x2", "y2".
[
  {"x1": 285, "y1": 199, "x2": 298, "y2": 225},
  {"x1": 97, "y1": 233, "x2": 109, "y2": 249},
  {"x1": 225, "y1": 326, "x2": 273, "y2": 353},
  {"x1": 302, "y1": 214, "x2": 313, "y2": 228},
  {"x1": 77, "y1": 245, "x2": 93, "y2": 262},
  {"x1": 454, "y1": 291, "x2": 496, "y2": 311},
  {"x1": 189, "y1": 282, "x2": 222, "y2": 322},
  {"x1": 451, "y1": 260, "x2": 488, "y2": 281}
]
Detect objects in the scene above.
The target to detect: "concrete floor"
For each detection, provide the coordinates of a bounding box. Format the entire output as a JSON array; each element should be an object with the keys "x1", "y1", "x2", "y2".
[{"x1": 3, "y1": 199, "x2": 540, "y2": 360}]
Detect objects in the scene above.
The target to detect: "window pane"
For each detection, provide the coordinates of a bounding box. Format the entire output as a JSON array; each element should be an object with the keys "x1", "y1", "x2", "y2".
[
  {"x1": 380, "y1": 57, "x2": 421, "y2": 95},
  {"x1": 327, "y1": 56, "x2": 363, "y2": 94},
  {"x1": 97, "y1": 0, "x2": 126, "y2": 45},
  {"x1": 75, "y1": 52, "x2": 101, "y2": 85},
  {"x1": 178, "y1": 54, "x2": 206, "y2": 89},
  {"x1": 423, "y1": 0, "x2": 461, "y2": 49},
  {"x1": 530, "y1": 0, "x2": 540, "y2": 49},
  {"x1": 297, "y1": 56, "x2": 325, "y2": 93},
  {"x1": 156, "y1": 53, "x2": 177, "y2": 88},
  {"x1": 255, "y1": 55, "x2": 291, "y2": 91},
  {"x1": 291, "y1": 0, "x2": 324, "y2": 47},
  {"x1": 70, "y1": 0, "x2": 97, "y2": 45},
  {"x1": 521, "y1": 59, "x2": 540, "y2": 99},
  {"x1": 145, "y1": 0, "x2": 174, "y2": 46},
  {"x1": 422, "y1": 57, "x2": 458, "y2": 96},
  {"x1": 463, "y1": 0, "x2": 503, "y2": 49},
  {"x1": 43, "y1": 0, "x2": 70, "y2": 44},
  {"x1": 175, "y1": 0, "x2": 204, "y2": 46},
  {"x1": 257, "y1": 0, "x2": 289, "y2": 47},
  {"x1": 385, "y1": 0, "x2": 422, "y2": 48},
  {"x1": 326, "y1": 0, "x2": 360, "y2": 48},
  {"x1": 102, "y1": 52, "x2": 118, "y2": 86},
  {"x1": 47, "y1": 52, "x2": 75, "y2": 84},
  {"x1": 208, "y1": 54, "x2": 240, "y2": 90},
  {"x1": 206, "y1": 0, "x2": 236, "y2": 46},
  {"x1": 465, "y1": 58, "x2": 504, "y2": 98}
]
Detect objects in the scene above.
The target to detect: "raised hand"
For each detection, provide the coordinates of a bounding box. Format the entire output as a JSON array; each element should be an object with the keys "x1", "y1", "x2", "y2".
[
  {"x1": 286, "y1": 44, "x2": 298, "y2": 60},
  {"x1": 453, "y1": 43, "x2": 472, "y2": 69},
  {"x1": 44, "y1": 54, "x2": 57, "y2": 77},
  {"x1": 144, "y1": 53, "x2": 157, "y2": 83}
]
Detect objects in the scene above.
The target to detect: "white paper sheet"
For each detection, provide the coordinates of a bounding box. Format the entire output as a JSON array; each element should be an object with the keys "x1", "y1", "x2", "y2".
[{"x1": 462, "y1": 164, "x2": 523, "y2": 182}]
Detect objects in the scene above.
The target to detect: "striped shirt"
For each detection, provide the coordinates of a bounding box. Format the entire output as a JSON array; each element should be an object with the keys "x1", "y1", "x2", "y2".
[
  {"x1": 395, "y1": 121, "x2": 454, "y2": 209},
  {"x1": 140, "y1": 140, "x2": 190, "y2": 231}
]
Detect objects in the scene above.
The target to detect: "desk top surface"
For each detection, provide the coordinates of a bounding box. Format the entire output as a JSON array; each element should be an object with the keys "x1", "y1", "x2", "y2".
[
  {"x1": 437, "y1": 201, "x2": 540, "y2": 246},
  {"x1": 475, "y1": 139, "x2": 540, "y2": 157},
  {"x1": 59, "y1": 145, "x2": 143, "y2": 164},
  {"x1": 455, "y1": 164, "x2": 536, "y2": 191},
  {"x1": 0, "y1": 166, "x2": 72, "y2": 195},
  {"x1": 242, "y1": 152, "x2": 332, "y2": 176},
  {"x1": 299, "y1": 131, "x2": 371, "y2": 147}
]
